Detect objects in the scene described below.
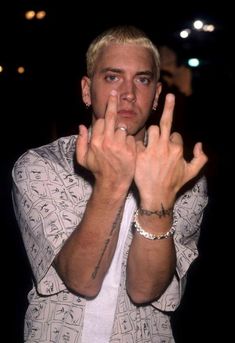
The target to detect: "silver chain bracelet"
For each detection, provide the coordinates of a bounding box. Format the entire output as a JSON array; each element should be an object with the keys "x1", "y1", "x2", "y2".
[{"x1": 133, "y1": 209, "x2": 177, "y2": 240}]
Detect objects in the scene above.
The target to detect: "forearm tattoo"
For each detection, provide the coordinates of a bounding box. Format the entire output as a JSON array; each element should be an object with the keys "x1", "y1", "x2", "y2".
[
  {"x1": 139, "y1": 203, "x2": 173, "y2": 218},
  {"x1": 91, "y1": 206, "x2": 123, "y2": 279}
]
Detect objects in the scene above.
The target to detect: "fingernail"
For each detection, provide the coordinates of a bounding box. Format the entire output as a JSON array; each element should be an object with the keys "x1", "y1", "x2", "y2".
[
  {"x1": 110, "y1": 90, "x2": 117, "y2": 96},
  {"x1": 167, "y1": 93, "x2": 175, "y2": 102}
]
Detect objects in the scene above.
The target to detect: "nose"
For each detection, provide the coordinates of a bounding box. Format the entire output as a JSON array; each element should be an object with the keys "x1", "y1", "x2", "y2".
[{"x1": 120, "y1": 80, "x2": 136, "y2": 103}]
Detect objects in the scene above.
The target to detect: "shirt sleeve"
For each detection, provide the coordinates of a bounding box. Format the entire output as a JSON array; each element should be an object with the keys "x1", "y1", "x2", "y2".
[
  {"x1": 152, "y1": 176, "x2": 208, "y2": 312},
  {"x1": 12, "y1": 147, "x2": 86, "y2": 296}
]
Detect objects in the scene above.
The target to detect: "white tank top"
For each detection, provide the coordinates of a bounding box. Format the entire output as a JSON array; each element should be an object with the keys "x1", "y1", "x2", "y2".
[{"x1": 81, "y1": 195, "x2": 136, "y2": 343}]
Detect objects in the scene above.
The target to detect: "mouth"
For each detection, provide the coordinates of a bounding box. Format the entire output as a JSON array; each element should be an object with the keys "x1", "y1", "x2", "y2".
[{"x1": 117, "y1": 109, "x2": 136, "y2": 118}]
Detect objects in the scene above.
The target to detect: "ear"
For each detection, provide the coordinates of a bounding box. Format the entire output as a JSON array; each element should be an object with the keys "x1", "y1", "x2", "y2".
[
  {"x1": 153, "y1": 82, "x2": 162, "y2": 110},
  {"x1": 81, "y1": 76, "x2": 91, "y2": 106}
]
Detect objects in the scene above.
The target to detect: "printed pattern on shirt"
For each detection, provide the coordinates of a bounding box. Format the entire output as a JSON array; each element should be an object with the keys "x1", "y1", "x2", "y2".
[{"x1": 12, "y1": 135, "x2": 208, "y2": 343}]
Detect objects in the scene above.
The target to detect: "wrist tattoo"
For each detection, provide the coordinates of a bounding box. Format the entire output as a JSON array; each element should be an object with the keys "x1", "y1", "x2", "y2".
[{"x1": 139, "y1": 203, "x2": 173, "y2": 218}]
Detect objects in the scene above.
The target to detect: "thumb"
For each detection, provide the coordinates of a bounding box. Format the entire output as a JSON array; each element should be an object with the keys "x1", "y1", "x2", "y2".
[
  {"x1": 76, "y1": 125, "x2": 89, "y2": 166},
  {"x1": 186, "y1": 142, "x2": 208, "y2": 180}
]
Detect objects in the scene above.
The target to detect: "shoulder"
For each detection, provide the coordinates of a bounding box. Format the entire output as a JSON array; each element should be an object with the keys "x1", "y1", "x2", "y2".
[
  {"x1": 191, "y1": 175, "x2": 208, "y2": 197},
  {"x1": 12, "y1": 135, "x2": 77, "y2": 176},
  {"x1": 179, "y1": 174, "x2": 207, "y2": 198},
  {"x1": 175, "y1": 175, "x2": 208, "y2": 213}
]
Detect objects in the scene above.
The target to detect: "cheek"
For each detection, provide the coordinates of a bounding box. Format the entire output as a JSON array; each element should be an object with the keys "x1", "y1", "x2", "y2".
[
  {"x1": 91, "y1": 90, "x2": 108, "y2": 119},
  {"x1": 139, "y1": 93, "x2": 154, "y2": 110}
]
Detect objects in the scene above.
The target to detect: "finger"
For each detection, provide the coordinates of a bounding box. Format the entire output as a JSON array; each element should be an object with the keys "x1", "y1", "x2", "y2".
[
  {"x1": 115, "y1": 124, "x2": 128, "y2": 135},
  {"x1": 92, "y1": 117, "x2": 105, "y2": 137},
  {"x1": 146, "y1": 125, "x2": 160, "y2": 147},
  {"x1": 104, "y1": 90, "x2": 118, "y2": 138},
  {"x1": 170, "y1": 132, "x2": 183, "y2": 145},
  {"x1": 76, "y1": 125, "x2": 89, "y2": 166},
  {"x1": 126, "y1": 135, "x2": 137, "y2": 154},
  {"x1": 159, "y1": 93, "x2": 175, "y2": 140},
  {"x1": 136, "y1": 140, "x2": 145, "y2": 153},
  {"x1": 193, "y1": 142, "x2": 208, "y2": 162},
  {"x1": 186, "y1": 142, "x2": 208, "y2": 181},
  {"x1": 115, "y1": 124, "x2": 129, "y2": 142}
]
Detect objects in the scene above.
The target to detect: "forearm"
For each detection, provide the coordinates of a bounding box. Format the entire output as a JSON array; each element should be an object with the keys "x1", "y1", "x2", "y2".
[
  {"x1": 127, "y1": 207, "x2": 176, "y2": 304},
  {"x1": 54, "y1": 185, "x2": 126, "y2": 297},
  {"x1": 127, "y1": 92, "x2": 208, "y2": 305}
]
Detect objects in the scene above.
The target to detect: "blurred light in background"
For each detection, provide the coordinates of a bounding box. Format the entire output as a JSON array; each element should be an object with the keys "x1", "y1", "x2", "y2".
[
  {"x1": 188, "y1": 58, "x2": 200, "y2": 67},
  {"x1": 193, "y1": 20, "x2": 204, "y2": 30},
  {"x1": 180, "y1": 29, "x2": 191, "y2": 38},
  {"x1": 17, "y1": 66, "x2": 25, "y2": 74},
  {"x1": 36, "y1": 11, "x2": 47, "y2": 20},
  {"x1": 25, "y1": 10, "x2": 46, "y2": 20},
  {"x1": 25, "y1": 10, "x2": 36, "y2": 20}
]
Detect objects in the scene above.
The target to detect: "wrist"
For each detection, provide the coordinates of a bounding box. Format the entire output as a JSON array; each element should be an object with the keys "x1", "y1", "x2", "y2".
[
  {"x1": 139, "y1": 193, "x2": 176, "y2": 211},
  {"x1": 133, "y1": 209, "x2": 177, "y2": 240},
  {"x1": 139, "y1": 201, "x2": 174, "y2": 217},
  {"x1": 138, "y1": 209, "x2": 173, "y2": 233},
  {"x1": 139, "y1": 204, "x2": 173, "y2": 218},
  {"x1": 93, "y1": 181, "x2": 129, "y2": 204}
]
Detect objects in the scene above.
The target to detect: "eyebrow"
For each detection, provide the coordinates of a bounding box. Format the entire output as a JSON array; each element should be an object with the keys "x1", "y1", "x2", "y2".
[{"x1": 100, "y1": 67, "x2": 154, "y2": 78}]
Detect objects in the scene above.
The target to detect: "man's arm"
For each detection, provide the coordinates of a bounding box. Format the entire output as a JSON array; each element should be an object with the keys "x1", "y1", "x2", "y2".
[
  {"x1": 127, "y1": 206, "x2": 176, "y2": 304},
  {"x1": 54, "y1": 90, "x2": 136, "y2": 298},
  {"x1": 127, "y1": 94, "x2": 208, "y2": 304},
  {"x1": 54, "y1": 186, "x2": 125, "y2": 298}
]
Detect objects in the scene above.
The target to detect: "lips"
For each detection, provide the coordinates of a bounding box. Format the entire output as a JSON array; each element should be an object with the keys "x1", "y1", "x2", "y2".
[{"x1": 117, "y1": 109, "x2": 136, "y2": 117}]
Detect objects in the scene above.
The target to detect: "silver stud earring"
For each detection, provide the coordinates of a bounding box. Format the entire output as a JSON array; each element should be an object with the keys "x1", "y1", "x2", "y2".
[{"x1": 153, "y1": 99, "x2": 158, "y2": 111}]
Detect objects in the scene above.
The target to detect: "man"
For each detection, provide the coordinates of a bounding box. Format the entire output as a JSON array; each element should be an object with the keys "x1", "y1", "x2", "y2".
[{"x1": 12, "y1": 25, "x2": 208, "y2": 342}]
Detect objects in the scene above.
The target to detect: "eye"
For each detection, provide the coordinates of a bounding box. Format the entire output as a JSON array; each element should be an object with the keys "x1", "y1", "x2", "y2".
[
  {"x1": 136, "y1": 76, "x2": 151, "y2": 85},
  {"x1": 104, "y1": 74, "x2": 119, "y2": 82}
]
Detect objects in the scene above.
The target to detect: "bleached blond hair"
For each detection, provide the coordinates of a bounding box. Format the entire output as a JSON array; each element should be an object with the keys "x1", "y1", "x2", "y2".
[{"x1": 86, "y1": 25, "x2": 160, "y2": 81}]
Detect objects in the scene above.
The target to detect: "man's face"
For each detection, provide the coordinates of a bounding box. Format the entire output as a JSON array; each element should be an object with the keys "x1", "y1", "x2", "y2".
[{"x1": 83, "y1": 43, "x2": 161, "y2": 140}]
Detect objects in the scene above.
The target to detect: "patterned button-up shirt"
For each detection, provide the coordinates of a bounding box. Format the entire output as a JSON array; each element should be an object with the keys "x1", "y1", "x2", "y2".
[{"x1": 12, "y1": 135, "x2": 208, "y2": 343}]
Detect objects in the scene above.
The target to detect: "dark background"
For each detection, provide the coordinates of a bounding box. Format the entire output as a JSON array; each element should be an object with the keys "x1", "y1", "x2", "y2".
[{"x1": 1, "y1": 1, "x2": 233, "y2": 342}]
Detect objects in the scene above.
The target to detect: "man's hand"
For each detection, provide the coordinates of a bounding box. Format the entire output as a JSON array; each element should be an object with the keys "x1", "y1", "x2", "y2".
[
  {"x1": 76, "y1": 90, "x2": 136, "y2": 193},
  {"x1": 134, "y1": 93, "x2": 208, "y2": 208}
]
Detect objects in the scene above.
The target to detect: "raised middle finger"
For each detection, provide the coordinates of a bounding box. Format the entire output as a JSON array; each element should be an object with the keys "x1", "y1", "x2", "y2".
[
  {"x1": 104, "y1": 89, "x2": 118, "y2": 139},
  {"x1": 159, "y1": 93, "x2": 175, "y2": 141}
]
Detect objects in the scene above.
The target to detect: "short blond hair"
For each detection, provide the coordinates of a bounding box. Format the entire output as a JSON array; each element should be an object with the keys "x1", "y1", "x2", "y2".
[{"x1": 86, "y1": 25, "x2": 160, "y2": 81}]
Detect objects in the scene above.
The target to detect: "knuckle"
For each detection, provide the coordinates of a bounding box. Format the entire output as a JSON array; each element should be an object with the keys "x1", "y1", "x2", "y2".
[
  {"x1": 102, "y1": 138, "x2": 113, "y2": 151},
  {"x1": 90, "y1": 137, "x2": 100, "y2": 150},
  {"x1": 172, "y1": 143, "x2": 182, "y2": 155},
  {"x1": 148, "y1": 125, "x2": 160, "y2": 136}
]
